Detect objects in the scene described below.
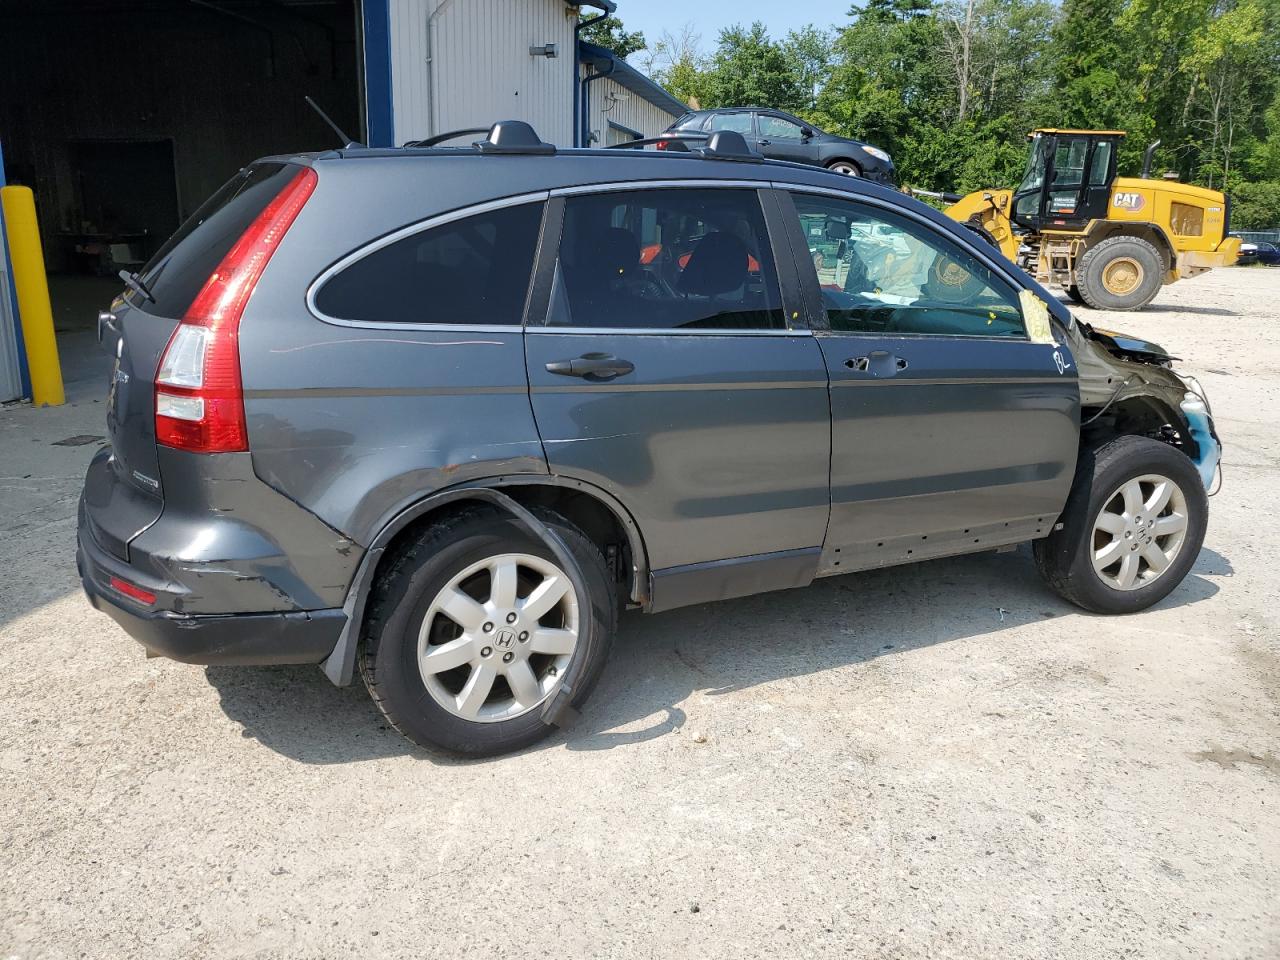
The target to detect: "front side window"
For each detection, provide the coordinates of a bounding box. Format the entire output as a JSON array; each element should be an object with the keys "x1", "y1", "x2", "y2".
[
  {"x1": 758, "y1": 115, "x2": 805, "y2": 140},
  {"x1": 313, "y1": 202, "x2": 543, "y2": 325},
  {"x1": 789, "y1": 193, "x2": 1026, "y2": 338},
  {"x1": 709, "y1": 112, "x2": 754, "y2": 135},
  {"x1": 547, "y1": 189, "x2": 785, "y2": 331}
]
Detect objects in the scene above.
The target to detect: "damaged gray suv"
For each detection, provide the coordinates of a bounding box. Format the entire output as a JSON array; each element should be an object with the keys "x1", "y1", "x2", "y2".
[{"x1": 78, "y1": 123, "x2": 1221, "y2": 756}]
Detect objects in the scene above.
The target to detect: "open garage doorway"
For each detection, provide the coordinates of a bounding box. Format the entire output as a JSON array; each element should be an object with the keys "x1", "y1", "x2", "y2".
[{"x1": 0, "y1": 0, "x2": 363, "y2": 391}]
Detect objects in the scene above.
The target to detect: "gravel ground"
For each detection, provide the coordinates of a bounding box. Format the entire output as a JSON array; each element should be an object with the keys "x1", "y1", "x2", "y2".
[{"x1": 1, "y1": 267, "x2": 1278, "y2": 959}]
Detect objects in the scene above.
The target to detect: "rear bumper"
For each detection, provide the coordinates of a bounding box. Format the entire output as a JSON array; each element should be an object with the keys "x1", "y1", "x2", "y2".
[{"x1": 78, "y1": 499, "x2": 346, "y2": 665}]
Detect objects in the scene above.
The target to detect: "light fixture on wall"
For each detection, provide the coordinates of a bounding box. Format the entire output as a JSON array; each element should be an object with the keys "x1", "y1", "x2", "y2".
[{"x1": 530, "y1": 43, "x2": 559, "y2": 58}]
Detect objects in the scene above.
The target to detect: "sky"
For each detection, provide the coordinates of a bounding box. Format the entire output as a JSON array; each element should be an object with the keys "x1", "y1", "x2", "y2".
[{"x1": 615, "y1": 1, "x2": 854, "y2": 55}]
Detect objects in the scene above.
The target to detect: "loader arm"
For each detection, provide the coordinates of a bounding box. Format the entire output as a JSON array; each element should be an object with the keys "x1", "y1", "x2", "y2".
[{"x1": 945, "y1": 189, "x2": 1019, "y2": 262}]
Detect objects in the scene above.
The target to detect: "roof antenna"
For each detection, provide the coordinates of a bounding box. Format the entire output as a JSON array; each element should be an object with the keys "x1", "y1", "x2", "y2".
[{"x1": 305, "y1": 95, "x2": 360, "y2": 148}]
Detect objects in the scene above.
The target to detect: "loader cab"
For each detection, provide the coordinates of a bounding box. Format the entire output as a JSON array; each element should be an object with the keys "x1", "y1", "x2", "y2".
[{"x1": 1011, "y1": 129, "x2": 1123, "y2": 231}]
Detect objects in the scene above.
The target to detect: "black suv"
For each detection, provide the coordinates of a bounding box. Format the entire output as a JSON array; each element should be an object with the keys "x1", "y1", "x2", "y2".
[
  {"x1": 78, "y1": 123, "x2": 1220, "y2": 756},
  {"x1": 659, "y1": 108, "x2": 896, "y2": 183}
]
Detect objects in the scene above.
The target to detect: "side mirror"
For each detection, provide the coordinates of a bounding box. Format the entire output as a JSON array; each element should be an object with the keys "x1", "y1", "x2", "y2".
[
  {"x1": 825, "y1": 219, "x2": 851, "y2": 241},
  {"x1": 801, "y1": 127, "x2": 816, "y2": 140}
]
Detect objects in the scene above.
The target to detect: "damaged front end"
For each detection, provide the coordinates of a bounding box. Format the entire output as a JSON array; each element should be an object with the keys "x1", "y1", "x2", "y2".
[{"x1": 1066, "y1": 319, "x2": 1221, "y2": 492}]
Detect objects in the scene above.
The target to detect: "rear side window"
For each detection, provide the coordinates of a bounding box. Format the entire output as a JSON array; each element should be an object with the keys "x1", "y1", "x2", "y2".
[
  {"x1": 709, "y1": 113, "x2": 754, "y2": 135},
  {"x1": 314, "y1": 202, "x2": 544, "y2": 326},
  {"x1": 133, "y1": 162, "x2": 300, "y2": 318},
  {"x1": 547, "y1": 188, "x2": 785, "y2": 331}
]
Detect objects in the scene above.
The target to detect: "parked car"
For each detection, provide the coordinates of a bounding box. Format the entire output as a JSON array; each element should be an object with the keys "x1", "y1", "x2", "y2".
[
  {"x1": 79, "y1": 123, "x2": 1220, "y2": 757},
  {"x1": 658, "y1": 108, "x2": 896, "y2": 184},
  {"x1": 1236, "y1": 240, "x2": 1280, "y2": 266}
]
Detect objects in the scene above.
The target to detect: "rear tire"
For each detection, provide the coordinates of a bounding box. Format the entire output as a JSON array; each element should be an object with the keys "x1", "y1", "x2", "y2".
[
  {"x1": 360, "y1": 506, "x2": 616, "y2": 756},
  {"x1": 1034, "y1": 436, "x2": 1207, "y2": 614},
  {"x1": 1075, "y1": 236, "x2": 1164, "y2": 311}
]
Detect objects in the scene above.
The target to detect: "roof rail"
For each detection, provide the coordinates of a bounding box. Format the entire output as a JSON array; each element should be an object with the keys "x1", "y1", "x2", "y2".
[
  {"x1": 402, "y1": 121, "x2": 556, "y2": 155},
  {"x1": 604, "y1": 129, "x2": 763, "y2": 163}
]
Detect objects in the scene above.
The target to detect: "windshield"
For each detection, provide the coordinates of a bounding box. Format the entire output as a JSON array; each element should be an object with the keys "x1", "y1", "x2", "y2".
[{"x1": 1017, "y1": 135, "x2": 1049, "y2": 194}]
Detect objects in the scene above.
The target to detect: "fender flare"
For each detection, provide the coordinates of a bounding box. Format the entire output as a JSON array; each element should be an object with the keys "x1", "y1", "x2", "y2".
[{"x1": 321, "y1": 475, "x2": 649, "y2": 689}]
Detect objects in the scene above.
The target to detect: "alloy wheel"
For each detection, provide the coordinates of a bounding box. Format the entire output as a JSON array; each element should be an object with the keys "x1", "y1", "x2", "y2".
[
  {"x1": 1090, "y1": 473, "x2": 1189, "y2": 591},
  {"x1": 417, "y1": 553, "x2": 579, "y2": 722}
]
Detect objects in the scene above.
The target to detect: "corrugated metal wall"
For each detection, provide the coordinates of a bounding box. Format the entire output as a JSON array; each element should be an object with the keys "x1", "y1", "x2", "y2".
[
  {"x1": 582, "y1": 73, "x2": 681, "y2": 145},
  {"x1": 390, "y1": 0, "x2": 576, "y2": 146}
]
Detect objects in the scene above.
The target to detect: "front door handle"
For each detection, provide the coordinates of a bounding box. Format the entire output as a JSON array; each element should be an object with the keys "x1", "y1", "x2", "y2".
[
  {"x1": 758, "y1": 138, "x2": 772, "y2": 146},
  {"x1": 545, "y1": 353, "x2": 635, "y2": 381},
  {"x1": 845, "y1": 350, "x2": 908, "y2": 377}
]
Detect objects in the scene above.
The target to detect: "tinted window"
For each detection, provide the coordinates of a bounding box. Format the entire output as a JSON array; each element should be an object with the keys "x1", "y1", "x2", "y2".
[
  {"x1": 790, "y1": 193, "x2": 1025, "y2": 338},
  {"x1": 759, "y1": 115, "x2": 804, "y2": 139},
  {"x1": 672, "y1": 113, "x2": 707, "y2": 131},
  {"x1": 133, "y1": 162, "x2": 298, "y2": 318},
  {"x1": 314, "y1": 203, "x2": 543, "y2": 325},
  {"x1": 548, "y1": 189, "x2": 785, "y2": 331},
  {"x1": 709, "y1": 113, "x2": 753, "y2": 135}
]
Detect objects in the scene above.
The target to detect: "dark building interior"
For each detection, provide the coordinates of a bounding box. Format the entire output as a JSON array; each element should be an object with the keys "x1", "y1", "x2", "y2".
[{"x1": 0, "y1": 0, "x2": 362, "y2": 274}]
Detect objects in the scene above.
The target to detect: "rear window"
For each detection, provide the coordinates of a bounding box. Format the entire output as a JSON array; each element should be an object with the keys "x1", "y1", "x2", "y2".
[
  {"x1": 313, "y1": 202, "x2": 544, "y2": 326},
  {"x1": 671, "y1": 113, "x2": 707, "y2": 131},
  {"x1": 131, "y1": 162, "x2": 301, "y2": 318}
]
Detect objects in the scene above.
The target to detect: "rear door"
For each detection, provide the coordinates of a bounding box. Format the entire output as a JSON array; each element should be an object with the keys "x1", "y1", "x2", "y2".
[
  {"x1": 524, "y1": 185, "x2": 831, "y2": 609},
  {"x1": 778, "y1": 189, "x2": 1079, "y2": 573},
  {"x1": 755, "y1": 113, "x2": 813, "y2": 166},
  {"x1": 87, "y1": 162, "x2": 303, "y2": 556}
]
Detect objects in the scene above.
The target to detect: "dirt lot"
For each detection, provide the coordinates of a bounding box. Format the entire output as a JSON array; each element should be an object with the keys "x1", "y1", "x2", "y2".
[{"x1": 2, "y1": 268, "x2": 1278, "y2": 959}]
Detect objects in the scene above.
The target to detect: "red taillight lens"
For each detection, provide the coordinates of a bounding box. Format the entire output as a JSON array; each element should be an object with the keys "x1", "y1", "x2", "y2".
[
  {"x1": 110, "y1": 576, "x2": 157, "y2": 606},
  {"x1": 155, "y1": 167, "x2": 317, "y2": 453},
  {"x1": 655, "y1": 138, "x2": 670, "y2": 150}
]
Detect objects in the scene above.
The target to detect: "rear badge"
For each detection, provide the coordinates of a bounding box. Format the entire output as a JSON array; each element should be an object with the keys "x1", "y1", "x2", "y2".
[{"x1": 131, "y1": 471, "x2": 160, "y2": 491}]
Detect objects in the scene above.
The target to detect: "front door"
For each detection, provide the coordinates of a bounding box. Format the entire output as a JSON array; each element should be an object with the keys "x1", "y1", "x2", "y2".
[
  {"x1": 780, "y1": 190, "x2": 1080, "y2": 573},
  {"x1": 524, "y1": 186, "x2": 831, "y2": 608}
]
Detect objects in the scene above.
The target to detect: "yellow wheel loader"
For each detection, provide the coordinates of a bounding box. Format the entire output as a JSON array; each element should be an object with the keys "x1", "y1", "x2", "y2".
[{"x1": 936, "y1": 130, "x2": 1240, "y2": 310}]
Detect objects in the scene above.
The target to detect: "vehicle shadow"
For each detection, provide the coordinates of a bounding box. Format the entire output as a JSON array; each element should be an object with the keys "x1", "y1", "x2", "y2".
[
  {"x1": 1056, "y1": 295, "x2": 1238, "y2": 318},
  {"x1": 205, "y1": 544, "x2": 1224, "y2": 765}
]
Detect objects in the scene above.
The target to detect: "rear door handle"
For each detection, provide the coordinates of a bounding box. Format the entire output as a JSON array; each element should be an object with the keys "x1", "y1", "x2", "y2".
[
  {"x1": 845, "y1": 351, "x2": 908, "y2": 376},
  {"x1": 545, "y1": 353, "x2": 635, "y2": 381}
]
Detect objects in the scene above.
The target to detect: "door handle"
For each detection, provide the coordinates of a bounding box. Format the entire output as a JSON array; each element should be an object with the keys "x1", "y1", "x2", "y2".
[
  {"x1": 758, "y1": 139, "x2": 772, "y2": 146},
  {"x1": 545, "y1": 353, "x2": 635, "y2": 381},
  {"x1": 845, "y1": 351, "x2": 908, "y2": 376}
]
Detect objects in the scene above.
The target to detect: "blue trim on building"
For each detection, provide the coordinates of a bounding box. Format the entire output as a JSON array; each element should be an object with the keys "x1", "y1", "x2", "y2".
[
  {"x1": 0, "y1": 137, "x2": 32, "y2": 400},
  {"x1": 361, "y1": 0, "x2": 395, "y2": 147}
]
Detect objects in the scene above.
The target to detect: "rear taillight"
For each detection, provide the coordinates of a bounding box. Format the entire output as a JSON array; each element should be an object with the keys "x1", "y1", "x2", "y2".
[
  {"x1": 110, "y1": 576, "x2": 156, "y2": 606},
  {"x1": 155, "y1": 167, "x2": 317, "y2": 453},
  {"x1": 655, "y1": 138, "x2": 670, "y2": 150}
]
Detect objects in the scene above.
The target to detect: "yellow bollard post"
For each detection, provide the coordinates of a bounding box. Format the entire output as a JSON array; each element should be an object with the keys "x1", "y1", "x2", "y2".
[{"x1": 2, "y1": 185, "x2": 64, "y2": 406}]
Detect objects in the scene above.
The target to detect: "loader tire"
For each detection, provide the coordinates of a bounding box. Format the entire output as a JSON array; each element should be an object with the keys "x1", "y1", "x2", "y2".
[{"x1": 1075, "y1": 236, "x2": 1163, "y2": 311}]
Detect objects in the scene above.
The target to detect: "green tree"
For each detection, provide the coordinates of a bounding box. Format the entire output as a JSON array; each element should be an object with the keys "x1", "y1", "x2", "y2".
[
  {"x1": 782, "y1": 26, "x2": 834, "y2": 113},
  {"x1": 700, "y1": 23, "x2": 805, "y2": 111},
  {"x1": 579, "y1": 14, "x2": 647, "y2": 60}
]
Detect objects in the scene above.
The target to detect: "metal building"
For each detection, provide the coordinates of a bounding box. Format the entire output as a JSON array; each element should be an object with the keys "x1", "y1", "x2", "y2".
[
  {"x1": 375, "y1": 0, "x2": 684, "y2": 148},
  {"x1": 0, "y1": 0, "x2": 683, "y2": 402}
]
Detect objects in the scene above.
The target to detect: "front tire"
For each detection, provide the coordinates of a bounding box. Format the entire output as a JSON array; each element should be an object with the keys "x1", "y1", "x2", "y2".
[
  {"x1": 1034, "y1": 436, "x2": 1207, "y2": 614},
  {"x1": 1075, "y1": 236, "x2": 1164, "y2": 310},
  {"x1": 826, "y1": 159, "x2": 861, "y2": 177},
  {"x1": 360, "y1": 506, "x2": 616, "y2": 756}
]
